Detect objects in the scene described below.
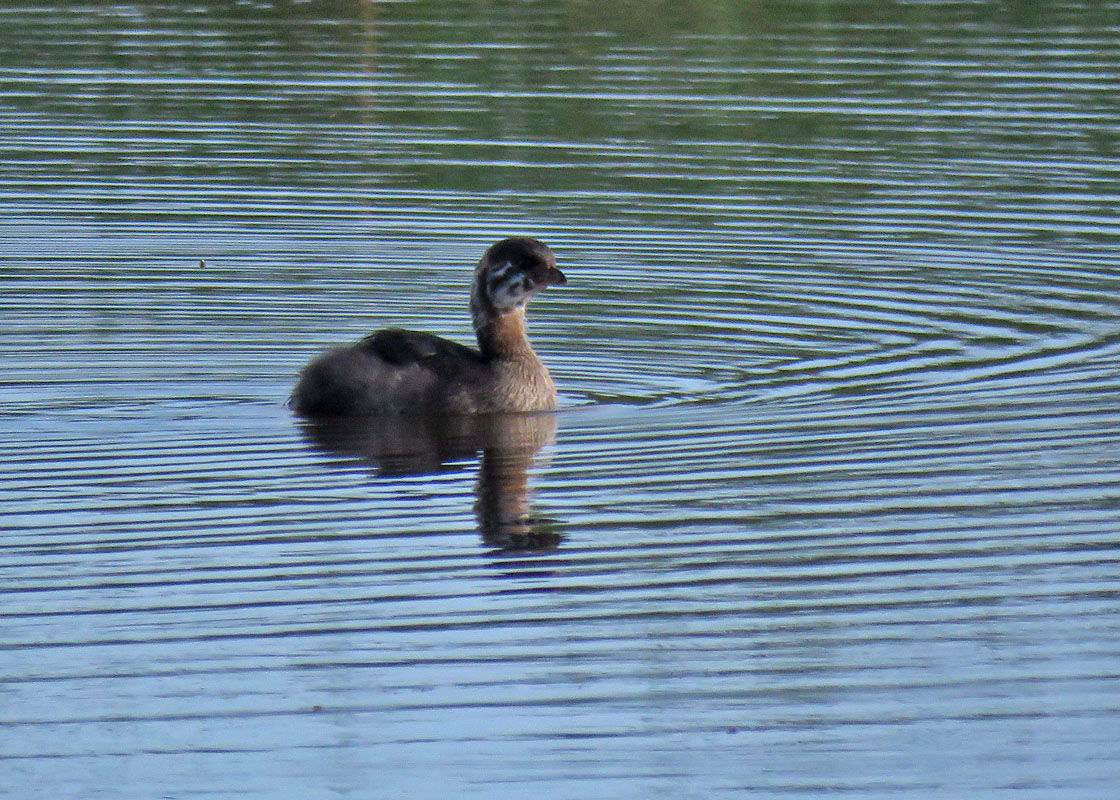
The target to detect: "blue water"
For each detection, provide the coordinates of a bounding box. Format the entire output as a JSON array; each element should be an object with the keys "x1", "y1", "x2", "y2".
[{"x1": 3, "y1": 2, "x2": 1120, "y2": 797}]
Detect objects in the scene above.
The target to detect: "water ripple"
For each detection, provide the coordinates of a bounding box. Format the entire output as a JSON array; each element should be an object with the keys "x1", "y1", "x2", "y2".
[{"x1": 4, "y1": 2, "x2": 1120, "y2": 797}]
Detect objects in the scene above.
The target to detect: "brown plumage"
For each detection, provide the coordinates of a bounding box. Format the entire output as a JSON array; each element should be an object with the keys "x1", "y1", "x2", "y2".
[{"x1": 290, "y1": 237, "x2": 566, "y2": 416}]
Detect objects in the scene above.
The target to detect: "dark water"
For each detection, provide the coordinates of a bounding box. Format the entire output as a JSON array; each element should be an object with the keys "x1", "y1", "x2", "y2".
[{"x1": 3, "y1": 2, "x2": 1120, "y2": 797}]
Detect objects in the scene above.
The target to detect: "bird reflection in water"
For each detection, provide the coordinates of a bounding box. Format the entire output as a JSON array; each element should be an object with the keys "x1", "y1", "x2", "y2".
[{"x1": 298, "y1": 412, "x2": 561, "y2": 552}]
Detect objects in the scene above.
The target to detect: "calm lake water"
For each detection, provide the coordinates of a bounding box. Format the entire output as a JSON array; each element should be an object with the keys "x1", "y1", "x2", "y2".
[{"x1": 3, "y1": 1, "x2": 1120, "y2": 797}]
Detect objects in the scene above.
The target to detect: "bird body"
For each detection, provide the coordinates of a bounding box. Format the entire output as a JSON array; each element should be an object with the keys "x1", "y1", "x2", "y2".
[{"x1": 291, "y1": 238, "x2": 565, "y2": 416}]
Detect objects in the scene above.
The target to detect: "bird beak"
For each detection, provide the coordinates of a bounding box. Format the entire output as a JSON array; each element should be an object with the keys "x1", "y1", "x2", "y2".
[{"x1": 545, "y1": 266, "x2": 567, "y2": 287}]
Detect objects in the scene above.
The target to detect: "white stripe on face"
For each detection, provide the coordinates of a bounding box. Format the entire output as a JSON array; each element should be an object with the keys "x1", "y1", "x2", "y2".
[{"x1": 487, "y1": 261, "x2": 537, "y2": 311}]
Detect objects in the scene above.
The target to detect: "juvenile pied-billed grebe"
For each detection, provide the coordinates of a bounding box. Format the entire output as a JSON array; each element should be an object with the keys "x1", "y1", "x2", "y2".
[{"x1": 291, "y1": 237, "x2": 566, "y2": 416}]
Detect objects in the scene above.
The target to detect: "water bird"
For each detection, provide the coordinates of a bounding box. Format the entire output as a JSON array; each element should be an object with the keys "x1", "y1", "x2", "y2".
[{"x1": 291, "y1": 237, "x2": 566, "y2": 416}]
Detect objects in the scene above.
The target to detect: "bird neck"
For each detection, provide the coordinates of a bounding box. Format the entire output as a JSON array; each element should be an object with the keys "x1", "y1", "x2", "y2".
[{"x1": 474, "y1": 308, "x2": 537, "y2": 361}]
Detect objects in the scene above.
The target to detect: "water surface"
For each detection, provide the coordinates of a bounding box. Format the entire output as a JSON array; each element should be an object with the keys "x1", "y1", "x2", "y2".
[{"x1": 3, "y1": 2, "x2": 1120, "y2": 798}]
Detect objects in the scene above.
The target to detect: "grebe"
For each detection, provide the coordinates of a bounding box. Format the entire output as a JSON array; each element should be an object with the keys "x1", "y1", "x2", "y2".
[{"x1": 291, "y1": 237, "x2": 566, "y2": 416}]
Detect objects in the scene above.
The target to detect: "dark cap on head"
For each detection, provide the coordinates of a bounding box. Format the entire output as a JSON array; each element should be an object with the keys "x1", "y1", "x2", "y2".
[{"x1": 482, "y1": 237, "x2": 566, "y2": 287}]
